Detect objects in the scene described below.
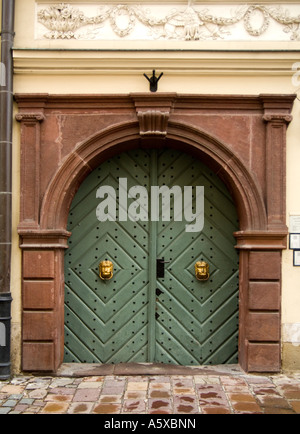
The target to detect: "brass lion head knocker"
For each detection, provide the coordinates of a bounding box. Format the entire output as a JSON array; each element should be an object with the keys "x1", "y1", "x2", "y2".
[
  {"x1": 195, "y1": 261, "x2": 210, "y2": 281},
  {"x1": 99, "y1": 260, "x2": 114, "y2": 281}
]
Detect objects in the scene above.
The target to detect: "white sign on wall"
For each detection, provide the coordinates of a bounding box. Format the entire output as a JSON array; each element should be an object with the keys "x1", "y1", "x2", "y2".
[
  {"x1": 294, "y1": 251, "x2": 300, "y2": 267},
  {"x1": 290, "y1": 216, "x2": 300, "y2": 233},
  {"x1": 289, "y1": 216, "x2": 300, "y2": 267},
  {"x1": 290, "y1": 234, "x2": 300, "y2": 250}
]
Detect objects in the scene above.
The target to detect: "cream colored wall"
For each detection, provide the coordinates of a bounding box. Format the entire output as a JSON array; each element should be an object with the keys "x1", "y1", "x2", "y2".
[
  {"x1": 10, "y1": 0, "x2": 300, "y2": 372},
  {"x1": 283, "y1": 96, "x2": 300, "y2": 370},
  {"x1": 11, "y1": 110, "x2": 21, "y2": 375},
  {"x1": 1, "y1": 0, "x2": 21, "y2": 373}
]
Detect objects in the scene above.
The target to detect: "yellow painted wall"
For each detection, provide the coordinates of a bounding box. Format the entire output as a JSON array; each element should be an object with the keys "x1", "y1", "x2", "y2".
[{"x1": 9, "y1": 0, "x2": 300, "y2": 372}]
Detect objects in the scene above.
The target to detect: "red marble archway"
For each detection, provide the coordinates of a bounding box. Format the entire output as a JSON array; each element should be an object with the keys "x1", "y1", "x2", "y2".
[
  {"x1": 15, "y1": 93, "x2": 295, "y2": 373},
  {"x1": 40, "y1": 120, "x2": 267, "y2": 232}
]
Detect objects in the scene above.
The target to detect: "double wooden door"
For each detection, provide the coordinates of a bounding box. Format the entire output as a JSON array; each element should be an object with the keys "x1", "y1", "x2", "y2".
[{"x1": 64, "y1": 148, "x2": 239, "y2": 365}]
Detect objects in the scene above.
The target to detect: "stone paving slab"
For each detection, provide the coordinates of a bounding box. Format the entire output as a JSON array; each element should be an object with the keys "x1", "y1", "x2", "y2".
[
  {"x1": 57, "y1": 363, "x2": 244, "y2": 377},
  {"x1": 0, "y1": 365, "x2": 300, "y2": 414}
]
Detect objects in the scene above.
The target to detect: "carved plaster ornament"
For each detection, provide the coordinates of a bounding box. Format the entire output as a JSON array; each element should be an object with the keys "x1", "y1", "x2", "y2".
[{"x1": 37, "y1": 3, "x2": 300, "y2": 41}]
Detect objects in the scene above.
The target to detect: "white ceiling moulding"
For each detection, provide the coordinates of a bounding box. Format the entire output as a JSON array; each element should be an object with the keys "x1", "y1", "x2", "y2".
[{"x1": 35, "y1": 2, "x2": 300, "y2": 42}]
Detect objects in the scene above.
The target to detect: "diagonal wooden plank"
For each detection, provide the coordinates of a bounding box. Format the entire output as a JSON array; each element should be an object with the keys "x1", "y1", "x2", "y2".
[
  {"x1": 64, "y1": 147, "x2": 240, "y2": 366},
  {"x1": 156, "y1": 148, "x2": 239, "y2": 365},
  {"x1": 155, "y1": 319, "x2": 200, "y2": 365},
  {"x1": 64, "y1": 148, "x2": 153, "y2": 364}
]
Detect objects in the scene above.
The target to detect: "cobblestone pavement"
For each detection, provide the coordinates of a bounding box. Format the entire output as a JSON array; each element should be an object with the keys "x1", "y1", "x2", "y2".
[{"x1": 0, "y1": 365, "x2": 300, "y2": 414}]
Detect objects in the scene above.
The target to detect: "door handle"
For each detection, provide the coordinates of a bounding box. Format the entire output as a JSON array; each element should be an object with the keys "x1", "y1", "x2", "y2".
[
  {"x1": 195, "y1": 261, "x2": 210, "y2": 281},
  {"x1": 157, "y1": 258, "x2": 170, "y2": 278},
  {"x1": 99, "y1": 260, "x2": 114, "y2": 280}
]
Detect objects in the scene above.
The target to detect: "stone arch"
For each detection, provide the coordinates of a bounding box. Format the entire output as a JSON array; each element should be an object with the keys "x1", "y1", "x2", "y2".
[
  {"x1": 18, "y1": 93, "x2": 294, "y2": 373},
  {"x1": 40, "y1": 120, "x2": 267, "y2": 233}
]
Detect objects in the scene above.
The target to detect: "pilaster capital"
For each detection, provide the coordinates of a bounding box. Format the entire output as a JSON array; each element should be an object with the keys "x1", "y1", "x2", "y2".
[
  {"x1": 16, "y1": 113, "x2": 45, "y2": 123},
  {"x1": 263, "y1": 114, "x2": 293, "y2": 124},
  {"x1": 18, "y1": 229, "x2": 71, "y2": 250},
  {"x1": 234, "y1": 230, "x2": 288, "y2": 250}
]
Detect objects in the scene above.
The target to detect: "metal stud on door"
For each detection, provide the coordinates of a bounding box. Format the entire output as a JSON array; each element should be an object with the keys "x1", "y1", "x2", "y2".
[{"x1": 64, "y1": 148, "x2": 239, "y2": 365}]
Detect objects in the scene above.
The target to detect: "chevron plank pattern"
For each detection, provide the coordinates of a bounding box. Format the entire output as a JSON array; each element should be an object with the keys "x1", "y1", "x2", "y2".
[
  {"x1": 155, "y1": 149, "x2": 239, "y2": 365},
  {"x1": 64, "y1": 150, "x2": 151, "y2": 363},
  {"x1": 64, "y1": 148, "x2": 239, "y2": 365}
]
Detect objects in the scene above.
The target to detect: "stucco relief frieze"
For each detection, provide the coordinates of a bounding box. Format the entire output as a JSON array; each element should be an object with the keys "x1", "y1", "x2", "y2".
[{"x1": 36, "y1": 2, "x2": 300, "y2": 41}]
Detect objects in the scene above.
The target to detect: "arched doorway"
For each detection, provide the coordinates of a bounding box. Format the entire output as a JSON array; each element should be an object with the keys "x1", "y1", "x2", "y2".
[
  {"x1": 63, "y1": 147, "x2": 239, "y2": 365},
  {"x1": 16, "y1": 93, "x2": 294, "y2": 373}
]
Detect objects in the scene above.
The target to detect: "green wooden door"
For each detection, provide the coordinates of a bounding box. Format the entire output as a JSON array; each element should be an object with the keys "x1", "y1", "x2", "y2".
[{"x1": 64, "y1": 148, "x2": 239, "y2": 365}]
